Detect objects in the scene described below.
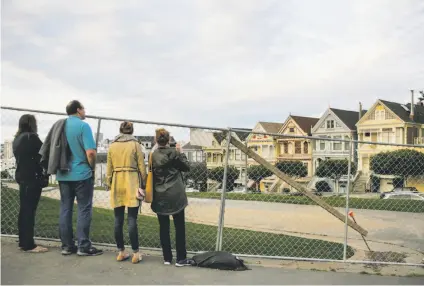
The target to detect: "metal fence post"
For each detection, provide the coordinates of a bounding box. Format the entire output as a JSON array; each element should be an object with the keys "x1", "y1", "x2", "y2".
[
  {"x1": 343, "y1": 137, "x2": 354, "y2": 261},
  {"x1": 215, "y1": 129, "x2": 232, "y2": 251},
  {"x1": 244, "y1": 141, "x2": 248, "y2": 191},
  {"x1": 95, "y1": 119, "x2": 102, "y2": 150},
  {"x1": 94, "y1": 119, "x2": 102, "y2": 186}
]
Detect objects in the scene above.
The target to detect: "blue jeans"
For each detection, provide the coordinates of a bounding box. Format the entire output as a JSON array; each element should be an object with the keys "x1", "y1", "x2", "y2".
[{"x1": 59, "y1": 178, "x2": 93, "y2": 251}]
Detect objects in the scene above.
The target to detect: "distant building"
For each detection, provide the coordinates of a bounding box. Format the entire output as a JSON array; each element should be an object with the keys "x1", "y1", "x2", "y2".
[
  {"x1": 3, "y1": 140, "x2": 13, "y2": 160},
  {"x1": 182, "y1": 142, "x2": 205, "y2": 163},
  {"x1": 94, "y1": 133, "x2": 104, "y2": 143},
  {"x1": 311, "y1": 107, "x2": 365, "y2": 173},
  {"x1": 247, "y1": 122, "x2": 284, "y2": 166},
  {"x1": 277, "y1": 115, "x2": 320, "y2": 177}
]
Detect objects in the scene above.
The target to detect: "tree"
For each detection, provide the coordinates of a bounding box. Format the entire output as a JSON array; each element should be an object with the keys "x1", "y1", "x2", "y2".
[
  {"x1": 247, "y1": 165, "x2": 273, "y2": 191},
  {"x1": 275, "y1": 161, "x2": 308, "y2": 178},
  {"x1": 315, "y1": 159, "x2": 357, "y2": 194},
  {"x1": 370, "y1": 149, "x2": 424, "y2": 188},
  {"x1": 208, "y1": 166, "x2": 239, "y2": 192},
  {"x1": 185, "y1": 162, "x2": 208, "y2": 192}
]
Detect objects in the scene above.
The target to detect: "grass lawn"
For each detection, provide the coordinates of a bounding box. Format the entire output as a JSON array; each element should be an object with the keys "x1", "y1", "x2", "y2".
[
  {"x1": 1, "y1": 187, "x2": 354, "y2": 260},
  {"x1": 186, "y1": 192, "x2": 424, "y2": 213}
]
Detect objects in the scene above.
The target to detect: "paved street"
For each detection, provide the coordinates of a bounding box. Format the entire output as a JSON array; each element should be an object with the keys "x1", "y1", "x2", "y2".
[{"x1": 2, "y1": 239, "x2": 423, "y2": 285}]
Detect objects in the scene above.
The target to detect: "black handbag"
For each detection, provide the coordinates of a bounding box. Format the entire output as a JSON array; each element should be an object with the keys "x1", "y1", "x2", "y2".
[{"x1": 36, "y1": 171, "x2": 49, "y2": 188}]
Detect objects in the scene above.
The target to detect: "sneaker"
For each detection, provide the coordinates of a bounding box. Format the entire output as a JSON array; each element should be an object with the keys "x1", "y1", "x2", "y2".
[
  {"x1": 164, "y1": 261, "x2": 172, "y2": 266},
  {"x1": 175, "y1": 259, "x2": 193, "y2": 267},
  {"x1": 77, "y1": 247, "x2": 103, "y2": 257},
  {"x1": 61, "y1": 246, "x2": 78, "y2": 256}
]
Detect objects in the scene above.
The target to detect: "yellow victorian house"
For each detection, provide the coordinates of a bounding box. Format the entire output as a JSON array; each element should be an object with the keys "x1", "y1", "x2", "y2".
[
  {"x1": 356, "y1": 98, "x2": 424, "y2": 192},
  {"x1": 246, "y1": 122, "x2": 284, "y2": 166}
]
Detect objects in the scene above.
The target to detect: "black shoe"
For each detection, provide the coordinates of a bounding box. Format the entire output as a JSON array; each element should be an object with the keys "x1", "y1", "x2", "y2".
[
  {"x1": 176, "y1": 259, "x2": 194, "y2": 267},
  {"x1": 61, "y1": 246, "x2": 77, "y2": 256},
  {"x1": 77, "y1": 247, "x2": 103, "y2": 257}
]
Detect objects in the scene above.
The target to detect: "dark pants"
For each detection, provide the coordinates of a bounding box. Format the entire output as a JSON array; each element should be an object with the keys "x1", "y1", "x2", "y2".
[
  {"x1": 157, "y1": 209, "x2": 187, "y2": 262},
  {"x1": 59, "y1": 178, "x2": 93, "y2": 251},
  {"x1": 18, "y1": 182, "x2": 42, "y2": 251},
  {"x1": 114, "y1": 206, "x2": 140, "y2": 251}
]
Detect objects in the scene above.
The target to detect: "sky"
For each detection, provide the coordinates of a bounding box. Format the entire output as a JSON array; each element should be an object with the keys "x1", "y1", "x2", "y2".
[{"x1": 1, "y1": 0, "x2": 424, "y2": 142}]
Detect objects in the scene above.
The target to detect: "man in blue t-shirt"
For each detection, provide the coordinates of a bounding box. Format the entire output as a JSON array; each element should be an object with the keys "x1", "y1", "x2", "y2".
[{"x1": 57, "y1": 100, "x2": 102, "y2": 256}]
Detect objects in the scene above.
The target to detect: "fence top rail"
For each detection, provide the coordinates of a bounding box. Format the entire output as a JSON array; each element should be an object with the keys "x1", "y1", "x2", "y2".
[
  {"x1": 2, "y1": 106, "x2": 422, "y2": 149},
  {"x1": 230, "y1": 128, "x2": 424, "y2": 149},
  {"x1": 0, "y1": 106, "x2": 228, "y2": 132}
]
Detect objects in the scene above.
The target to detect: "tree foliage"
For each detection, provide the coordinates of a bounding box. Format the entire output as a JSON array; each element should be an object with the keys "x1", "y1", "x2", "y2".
[
  {"x1": 247, "y1": 165, "x2": 273, "y2": 183},
  {"x1": 185, "y1": 162, "x2": 208, "y2": 192},
  {"x1": 275, "y1": 161, "x2": 308, "y2": 178},
  {"x1": 370, "y1": 149, "x2": 424, "y2": 178},
  {"x1": 208, "y1": 166, "x2": 239, "y2": 192},
  {"x1": 315, "y1": 159, "x2": 357, "y2": 179}
]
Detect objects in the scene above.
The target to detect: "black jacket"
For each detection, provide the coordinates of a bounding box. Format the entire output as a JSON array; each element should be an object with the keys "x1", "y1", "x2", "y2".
[
  {"x1": 13, "y1": 132, "x2": 44, "y2": 184},
  {"x1": 151, "y1": 146, "x2": 190, "y2": 215}
]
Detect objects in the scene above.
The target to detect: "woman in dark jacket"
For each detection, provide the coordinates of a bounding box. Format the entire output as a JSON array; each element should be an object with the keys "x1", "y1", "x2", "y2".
[
  {"x1": 151, "y1": 128, "x2": 191, "y2": 266},
  {"x1": 12, "y1": 114, "x2": 48, "y2": 253}
]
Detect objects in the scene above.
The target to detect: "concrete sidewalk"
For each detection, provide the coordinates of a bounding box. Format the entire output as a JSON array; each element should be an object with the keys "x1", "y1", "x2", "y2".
[{"x1": 1, "y1": 239, "x2": 423, "y2": 285}]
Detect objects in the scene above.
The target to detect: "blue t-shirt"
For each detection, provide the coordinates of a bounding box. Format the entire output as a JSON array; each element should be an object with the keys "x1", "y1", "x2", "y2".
[{"x1": 56, "y1": 116, "x2": 96, "y2": 181}]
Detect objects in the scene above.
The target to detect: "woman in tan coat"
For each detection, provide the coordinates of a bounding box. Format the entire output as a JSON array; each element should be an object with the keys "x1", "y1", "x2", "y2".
[{"x1": 106, "y1": 122, "x2": 147, "y2": 263}]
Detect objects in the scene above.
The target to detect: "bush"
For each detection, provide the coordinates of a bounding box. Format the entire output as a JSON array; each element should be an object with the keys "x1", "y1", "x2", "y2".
[{"x1": 315, "y1": 180, "x2": 332, "y2": 192}]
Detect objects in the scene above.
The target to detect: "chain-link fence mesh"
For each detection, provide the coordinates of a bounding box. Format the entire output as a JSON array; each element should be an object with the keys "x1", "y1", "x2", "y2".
[{"x1": 1, "y1": 107, "x2": 423, "y2": 265}]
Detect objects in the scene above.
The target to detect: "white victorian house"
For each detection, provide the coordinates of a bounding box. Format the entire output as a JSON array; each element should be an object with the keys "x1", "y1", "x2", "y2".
[{"x1": 311, "y1": 107, "x2": 365, "y2": 173}]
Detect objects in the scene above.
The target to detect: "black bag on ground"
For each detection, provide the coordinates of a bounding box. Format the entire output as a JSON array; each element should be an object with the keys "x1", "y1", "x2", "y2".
[{"x1": 192, "y1": 251, "x2": 250, "y2": 271}]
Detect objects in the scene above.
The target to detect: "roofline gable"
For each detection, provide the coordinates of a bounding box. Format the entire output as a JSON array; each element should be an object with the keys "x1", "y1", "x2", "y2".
[
  {"x1": 278, "y1": 115, "x2": 308, "y2": 136},
  {"x1": 311, "y1": 109, "x2": 331, "y2": 133},
  {"x1": 356, "y1": 100, "x2": 405, "y2": 126}
]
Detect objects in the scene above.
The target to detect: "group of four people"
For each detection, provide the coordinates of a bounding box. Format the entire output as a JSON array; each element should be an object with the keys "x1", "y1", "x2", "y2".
[{"x1": 13, "y1": 100, "x2": 192, "y2": 266}]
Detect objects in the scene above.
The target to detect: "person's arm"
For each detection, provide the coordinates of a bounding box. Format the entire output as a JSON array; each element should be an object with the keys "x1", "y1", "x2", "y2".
[
  {"x1": 173, "y1": 146, "x2": 190, "y2": 172},
  {"x1": 135, "y1": 142, "x2": 147, "y2": 188},
  {"x1": 82, "y1": 123, "x2": 97, "y2": 170},
  {"x1": 106, "y1": 149, "x2": 113, "y2": 190}
]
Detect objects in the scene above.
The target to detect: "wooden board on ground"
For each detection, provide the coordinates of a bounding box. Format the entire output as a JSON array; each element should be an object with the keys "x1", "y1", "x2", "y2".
[{"x1": 229, "y1": 135, "x2": 368, "y2": 237}]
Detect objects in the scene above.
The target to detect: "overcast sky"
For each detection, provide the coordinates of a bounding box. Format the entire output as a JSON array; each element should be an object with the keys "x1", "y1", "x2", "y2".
[{"x1": 1, "y1": 0, "x2": 424, "y2": 142}]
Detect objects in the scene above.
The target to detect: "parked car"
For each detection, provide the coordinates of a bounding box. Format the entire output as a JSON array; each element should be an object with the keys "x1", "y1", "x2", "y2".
[
  {"x1": 379, "y1": 187, "x2": 419, "y2": 199},
  {"x1": 390, "y1": 187, "x2": 418, "y2": 193},
  {"x1": 381, "y1": 192, "x2": 424, "y2": 201}
]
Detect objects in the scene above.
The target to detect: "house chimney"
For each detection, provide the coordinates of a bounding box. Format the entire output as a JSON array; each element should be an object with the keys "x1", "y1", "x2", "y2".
[
  {"x1": 410, "y1": 90, "x2": 415, "y2": 121},
  {"x1": 359, "y1": 102, "x2": 363, "y2": 120}
]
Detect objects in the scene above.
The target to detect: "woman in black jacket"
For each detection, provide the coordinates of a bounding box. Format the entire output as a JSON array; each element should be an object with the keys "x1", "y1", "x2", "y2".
[
  {"x1": 13, "y1": 114, "x2": 48, "y2": 253},
  {"x1": 151, "y1": 128, "x2": 191, "y2": 266}
]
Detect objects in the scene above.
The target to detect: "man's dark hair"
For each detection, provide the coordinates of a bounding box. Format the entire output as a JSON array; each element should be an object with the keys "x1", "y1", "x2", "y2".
[{"x1": 66, "y1": 100, "x2": 83, "y2": 115}]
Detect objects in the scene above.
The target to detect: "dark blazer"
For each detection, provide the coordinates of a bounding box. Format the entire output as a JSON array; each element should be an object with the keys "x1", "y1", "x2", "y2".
[{"x1": 39, "y1": 119, "x2": 70, "y2": 175}]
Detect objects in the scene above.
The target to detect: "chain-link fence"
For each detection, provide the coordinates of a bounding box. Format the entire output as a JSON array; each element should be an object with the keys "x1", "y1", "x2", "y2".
[{"x1": 1, "y1": 107, "x2": 423, "y2": 266}]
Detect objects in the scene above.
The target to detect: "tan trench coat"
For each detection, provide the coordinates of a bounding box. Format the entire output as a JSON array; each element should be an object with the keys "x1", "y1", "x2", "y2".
[{"x1": 106, "y1": 134, "x2": 147, "y2": 208}]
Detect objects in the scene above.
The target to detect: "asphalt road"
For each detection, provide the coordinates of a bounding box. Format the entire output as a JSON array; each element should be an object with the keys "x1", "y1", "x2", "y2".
[{"x1": 2, "y1": 240, "x2": 423, "y2": 285}]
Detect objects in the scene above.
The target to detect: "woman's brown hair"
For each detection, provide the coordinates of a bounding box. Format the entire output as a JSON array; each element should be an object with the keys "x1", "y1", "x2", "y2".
[
  {"x1": 155, "y1": 128, "x2": 170, "y2": 146},
  {"x1": 15, "y1": 114, "x2": 38, "y2": 137},
  {"x1": 120, "y1": 121, "x2": 134, "y2": 135}
]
